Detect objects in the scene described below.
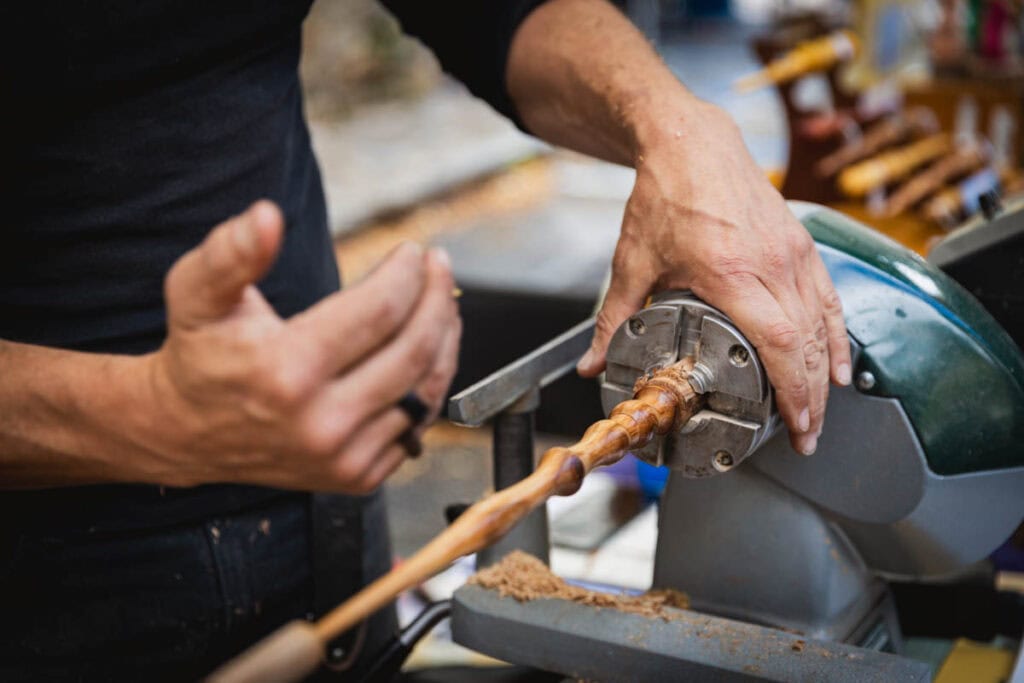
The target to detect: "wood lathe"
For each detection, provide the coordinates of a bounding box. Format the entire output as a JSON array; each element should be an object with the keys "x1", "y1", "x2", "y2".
[{"x1": 211, "y1": 201, "x2": 1024, "y2": 682}]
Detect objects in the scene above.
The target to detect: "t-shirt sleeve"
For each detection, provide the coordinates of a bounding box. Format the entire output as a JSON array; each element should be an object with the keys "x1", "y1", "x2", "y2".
[{"x1": 381, "y1": 0, "x2": 549, "y2": 130}]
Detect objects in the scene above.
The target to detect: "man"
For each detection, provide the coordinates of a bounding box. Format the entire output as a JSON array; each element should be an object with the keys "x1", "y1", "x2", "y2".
[{"x1": 0, "y1": 0, "x2": 850, "y2": 679}]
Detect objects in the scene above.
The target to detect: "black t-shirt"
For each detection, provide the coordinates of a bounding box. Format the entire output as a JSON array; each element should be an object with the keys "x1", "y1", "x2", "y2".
[{"x1": 0, "y1": 0, "x2": 544, "y2": 528}]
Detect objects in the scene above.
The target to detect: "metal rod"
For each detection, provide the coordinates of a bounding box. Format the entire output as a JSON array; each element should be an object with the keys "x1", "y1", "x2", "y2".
[{"x1": 478, "y1": 388, "x2": 549, "y2": 567}]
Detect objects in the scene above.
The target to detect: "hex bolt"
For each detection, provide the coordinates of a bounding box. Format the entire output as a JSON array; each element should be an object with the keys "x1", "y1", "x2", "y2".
[
  {"x1": 856, "y1": 371, "x2": 876, "y2": 391},
  {"x1": 713, "y1": 450, "x2": 734, "y2": 471},
  {"x1": 728, "y1": 344, "x2": 750, "y2": 367},
  {"x1": 628, "y1": 318, "x2": 646, "y2": 336}
]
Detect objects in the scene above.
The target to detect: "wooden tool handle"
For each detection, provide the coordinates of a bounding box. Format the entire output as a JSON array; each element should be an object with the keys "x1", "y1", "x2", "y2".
[
  {"x1": 884, "y1": 146, "x2": 987, "y2": 217},
  {"x1": 206, "y1": 621, "x2": 323, "y2": 683},
  {"x1": 207, "y1": 358, "x2": 701, "y2": 683},
  {"x1": 735, "y1": 30, "x2": 858, "y2": 92},
  {"x1": 816, "y1": 108, "x2": 937, "y2": 178},
  {"x1": 838, "y1": 134, "x2": 950, "y2": 198}
]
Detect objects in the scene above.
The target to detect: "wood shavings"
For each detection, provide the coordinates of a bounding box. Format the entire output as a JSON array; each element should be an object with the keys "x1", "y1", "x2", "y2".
[{"x1": 468, "y1": 550, "x2": 690, "y2": 621}]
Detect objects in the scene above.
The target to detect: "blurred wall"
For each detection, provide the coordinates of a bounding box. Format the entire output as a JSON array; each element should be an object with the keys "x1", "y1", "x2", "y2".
[{"x1": 300, "y1": 0, "x2": 442, "y2": 121}]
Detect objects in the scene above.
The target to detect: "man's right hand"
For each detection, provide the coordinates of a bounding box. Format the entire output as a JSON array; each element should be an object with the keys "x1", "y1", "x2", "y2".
[{"x1": 139, "y1": 200, "x2": 461, "y2": 494}]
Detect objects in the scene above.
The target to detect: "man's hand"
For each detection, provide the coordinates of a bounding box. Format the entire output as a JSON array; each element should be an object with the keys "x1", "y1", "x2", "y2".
[
  {"x1": 506, "y1": 0, "x2": 850, "y2": 454},
  {"x1": 141, "y1": 201, "x2": 461, "y2": 492},
  {"x1": 576, "y1": 104, "x2": 850, "y2": 455}
]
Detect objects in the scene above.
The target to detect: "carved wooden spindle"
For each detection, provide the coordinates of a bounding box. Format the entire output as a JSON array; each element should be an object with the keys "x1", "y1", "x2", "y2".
[{"x1": 207, "y1": 358, "x2": 702, "y2": 683}]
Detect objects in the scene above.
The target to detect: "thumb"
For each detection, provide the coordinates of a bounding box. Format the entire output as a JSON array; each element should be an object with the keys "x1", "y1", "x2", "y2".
[
  {"x1": 165, "y1": 200, "x2": 284, "y2": 329},
  {"x1": 578, "y1": 252, "x2": 652, "y2": 378}
]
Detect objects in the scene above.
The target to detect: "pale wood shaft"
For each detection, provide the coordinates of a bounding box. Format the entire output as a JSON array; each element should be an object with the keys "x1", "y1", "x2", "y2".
[
  {"x1": 206, "y1": 621, "x2": 323, "y2": 683},
  {"x1": 313, "y1": 357, "x2": 699, "y2": 641}
]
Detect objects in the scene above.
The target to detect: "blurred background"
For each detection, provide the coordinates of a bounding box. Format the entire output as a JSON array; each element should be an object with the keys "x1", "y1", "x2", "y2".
[{"x1": 300, "y1": 0, "x2": 1024, "y2": 678}]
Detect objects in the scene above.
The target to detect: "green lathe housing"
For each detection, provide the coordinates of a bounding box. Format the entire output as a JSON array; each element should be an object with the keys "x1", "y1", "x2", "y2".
[{"x1": 805, "y1": 206, "x2": 1024, "y2": 475}]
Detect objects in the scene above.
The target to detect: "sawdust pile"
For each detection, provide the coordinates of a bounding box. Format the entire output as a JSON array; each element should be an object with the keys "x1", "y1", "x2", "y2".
[{"x1": 468, "y1": 550, "x2": 690, "y2": 621}]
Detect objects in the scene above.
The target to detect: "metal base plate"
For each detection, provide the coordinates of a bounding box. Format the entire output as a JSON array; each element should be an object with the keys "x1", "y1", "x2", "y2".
[{"x1": 451, "y1": 585, "x2": 929, "y2": 682}]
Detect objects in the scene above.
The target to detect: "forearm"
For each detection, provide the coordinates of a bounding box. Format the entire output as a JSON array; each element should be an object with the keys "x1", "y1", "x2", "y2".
[
  {"x1": 0, "y1": 340, "x2": 169, "y2": 488},
  {"x1": 507, "y1": 0, "x2": 706, "y2": 166},
  {"x1": 508, "y1": 0, "x2": 850, "y2": 454}
]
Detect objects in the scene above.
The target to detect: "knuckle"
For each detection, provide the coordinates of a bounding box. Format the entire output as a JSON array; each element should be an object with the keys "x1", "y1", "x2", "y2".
[
  {"x1": 595, "y1": 306, "x2": 622, "y2": 336},
  {"x1": 803, "y1": 337, "x2": 824, "y2": 372},
  {"x1": 790, "y1": 231, "x2": 815, "y2": 258},
  {"x1": 764, "y1": 321, "x2": 801, "y2": 353},
  {"x1": 821, "y1": 288, "x2": 844, "y2": 316},
  {"x1": 371, "y1": 293, "x2": 403, "y2": 330},
  {"x1": 260, "y1": 364, "x2": 309, "y2": 408},
  {"x1": 331, "y1": 454, "x2": 366, "y2": 488},
  {"x1": 405, "y1": 336, "x2": 437, "y2": 373},
  {"x1": 298, "y1": 420, "x2": 342, "y2": 460},
  {"x1": 788, "y1": 374, "x2": 809, "y2": 398}
]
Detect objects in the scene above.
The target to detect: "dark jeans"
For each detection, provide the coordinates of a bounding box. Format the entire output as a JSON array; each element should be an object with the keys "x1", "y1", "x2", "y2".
[{"x1": 0, "y1": 488, "x2": 396, "y2": 682}]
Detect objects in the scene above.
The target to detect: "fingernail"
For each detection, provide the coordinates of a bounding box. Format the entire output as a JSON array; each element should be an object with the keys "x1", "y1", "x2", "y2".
[
  {"x1": 232, "y1": 218, "x2": 257, "y2": 256},
  {"x1": 798, "y1": 408, "x2": 810, "y2": 432},
  {"x1": 800, "y1": 434, "x2": 818, "y2": 456},
  {"x1": 837, "y1": 362, "x2": 852, "y2": 386},
  {"x1": 431, "y1": 247, "x2": 451, "y2": 270},
  {"x1": 577, "y1": 348, "x2": 595, "y2": 372}
]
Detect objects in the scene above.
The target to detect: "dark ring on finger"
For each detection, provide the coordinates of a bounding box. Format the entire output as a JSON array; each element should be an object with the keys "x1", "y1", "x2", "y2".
[
  {"x1": 398, "y1": 429, "x2": 423, "y2": 458},
  {"x1": 397, "y1": 392, "x2": 429, "y2": 427}
]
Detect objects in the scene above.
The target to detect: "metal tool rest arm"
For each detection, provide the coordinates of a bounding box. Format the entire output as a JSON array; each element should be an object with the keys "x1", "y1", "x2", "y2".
[{"x1": 447, "y1": 318, "x2": 596, "y2": 568}]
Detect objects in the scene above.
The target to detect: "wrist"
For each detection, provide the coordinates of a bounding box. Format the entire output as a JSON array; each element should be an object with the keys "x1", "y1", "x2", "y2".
[
  {"x1": 116, "y1": 350, "x2": 207, "y2": 487},
  {"x1": 630, "y1": 94, "x2": 733, "y2": 165}
]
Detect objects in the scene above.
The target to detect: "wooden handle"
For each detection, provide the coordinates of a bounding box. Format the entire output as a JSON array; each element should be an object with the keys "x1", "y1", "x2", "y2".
[
  {"x1": 816, "y1": 108, "x2": 936, "y2": 178},
  {"x1": 205, "y1": 620, "x2": 323, "y2": 683},
  {"x1": 210, "y1": 358, "x2": 701, "y2": 682},
  {"x1": 884, "y1": 146, "x2": 987, "y2": 217},
  {"x1": 735, "y1": 30, "x2": 858, "y2": 92},
  {"x1": 838, "y1": 134, "x2": 950, "y2": 198}
]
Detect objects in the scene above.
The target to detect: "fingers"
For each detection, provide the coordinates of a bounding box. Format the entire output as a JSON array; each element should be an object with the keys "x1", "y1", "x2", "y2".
[
  {"x1": 166, "y1": 200, "x2": 284, "y2": 329},
  {"x1": 414, "y1": 315, "x2": 463, "y2": 425},
  {"x1": 324, "y1": 315, "x2": 462, "y2": 493},
  {"x1": 810, "y1": 253, "x2": 852, "y2": 387},
  {"x1": 317, "y1": 248, "x2": 457, "y2": 440},
  {"x1": 288, "y1": 241, "x2": 428, "y2": 377},
  {"x1": 713, "y1": 276, "x2": 811, "y2": 444},
  {"x1": 579, "y1": 234, "x2": 654, "y2": 377},
  {"x1": 329, "y1": 408, "x2": 411, "y2": 493},
  {"x1": 789, "y1": 269, "x2": 829, "y2": 455},
  {"x1": 358, "y1": 444, "x2": 409, "y2": 493}
]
